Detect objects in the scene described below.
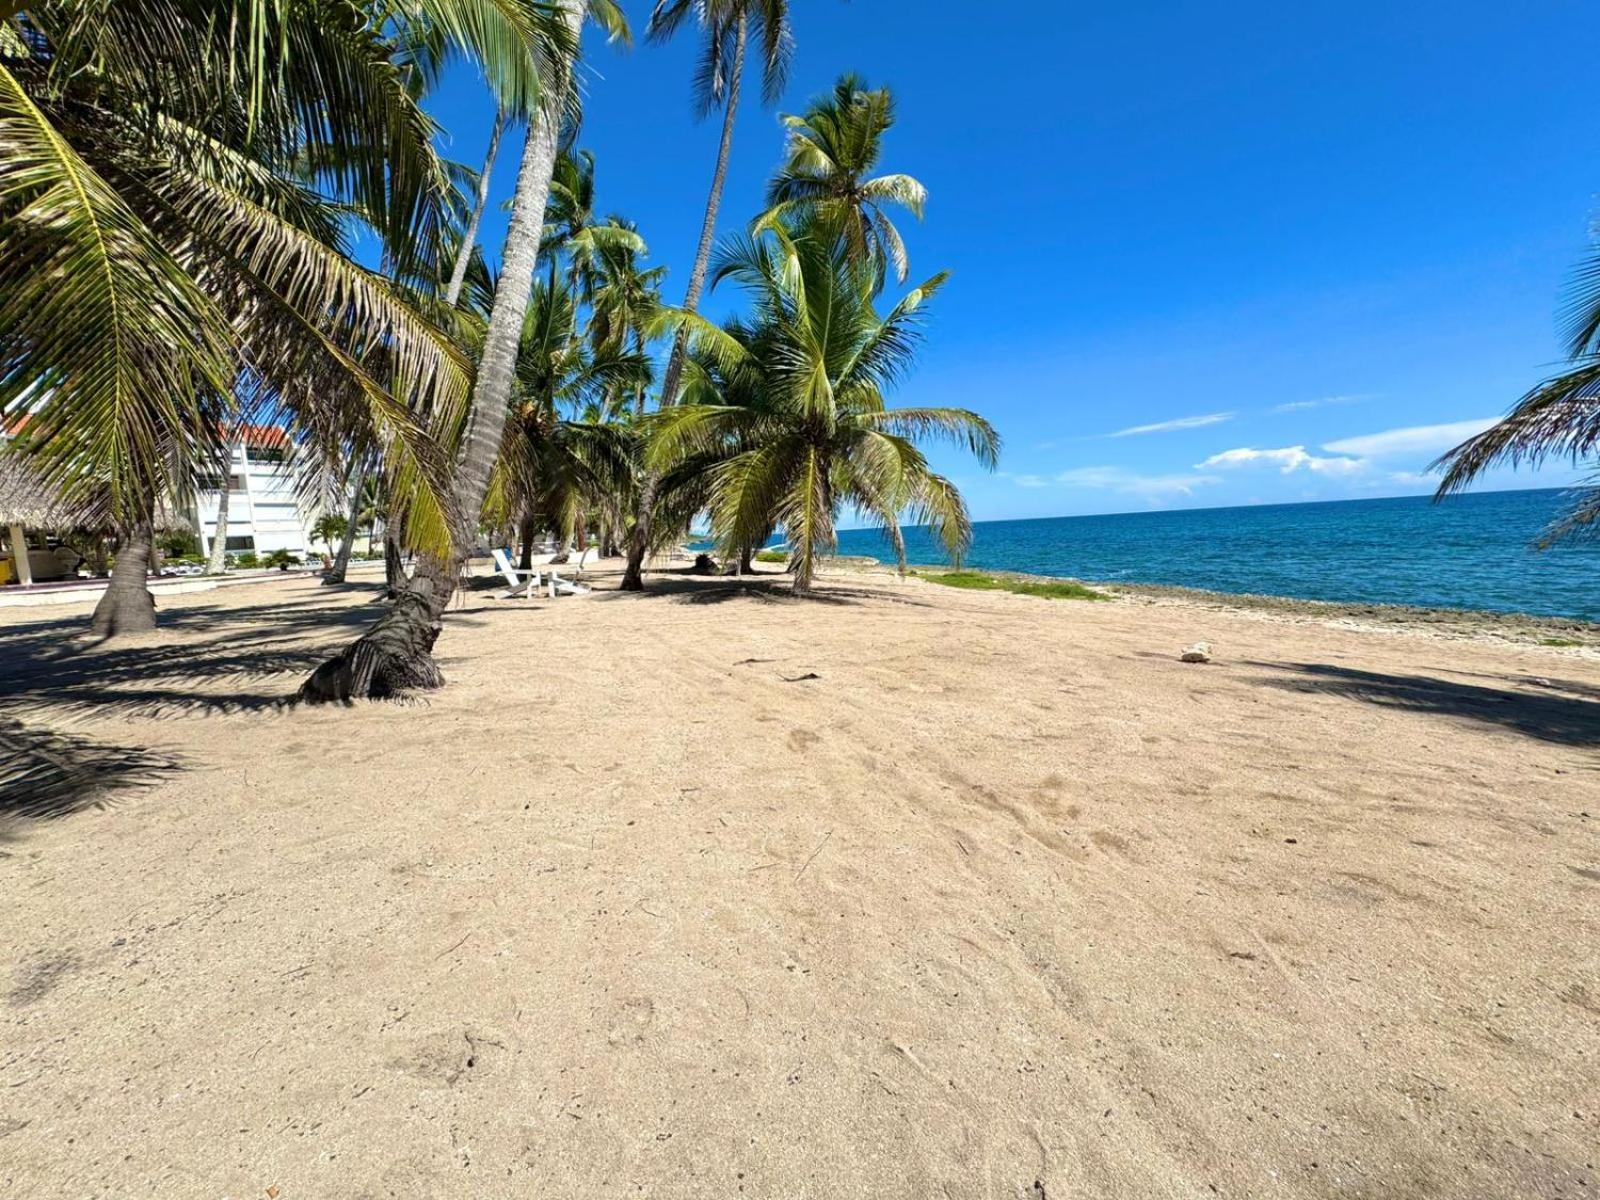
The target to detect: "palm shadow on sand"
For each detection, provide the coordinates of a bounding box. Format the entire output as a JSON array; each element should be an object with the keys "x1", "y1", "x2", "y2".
[{"x1": 1248, "y1": 661, "x2": 1600, "y2": 749}]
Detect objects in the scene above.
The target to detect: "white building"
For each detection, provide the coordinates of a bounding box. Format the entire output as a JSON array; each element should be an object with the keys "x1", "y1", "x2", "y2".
[{"x1": 194, "y1": 427, "x2": 323, "y2": 560}]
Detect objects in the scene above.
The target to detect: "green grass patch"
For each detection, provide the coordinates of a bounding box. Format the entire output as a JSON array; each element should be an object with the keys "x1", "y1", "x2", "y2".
[
  {"x1": 919, "y1": 570, "x2": 1108, "y2": 601},
  {"x1": 1540, "y1": 637, "x2": 1584, "y2": 648},
  {"x1": 754, "y1": 549, "x2": 788, "y2": 562}
]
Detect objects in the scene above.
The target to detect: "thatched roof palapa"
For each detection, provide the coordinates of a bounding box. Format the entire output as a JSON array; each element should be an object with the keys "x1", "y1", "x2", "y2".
[{"x1": 0, "y1": 449, "x2": 193, "y2": 533}]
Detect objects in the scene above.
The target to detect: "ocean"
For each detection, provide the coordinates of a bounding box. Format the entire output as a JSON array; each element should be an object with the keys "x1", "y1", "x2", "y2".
[{"x1": 829, "y1": 487, "x2": 1599, "y2": 621}]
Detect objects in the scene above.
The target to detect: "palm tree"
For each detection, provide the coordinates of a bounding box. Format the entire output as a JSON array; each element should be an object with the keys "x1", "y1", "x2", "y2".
[
  {"x1": 649, "y1": 224, "x2": 999, "y2": 591},
  {"x1": 311, "y1": 513, "x2": 349, "y2": 558},
  {"x1": 1435, "y1": 238, "x2": 1600, "y2": 541},
  {"x1": 622, "y1": 0, "x2": 793, "y2": 590},
  {"x1": 756, "y1": 74, "x2": 926, "y2": 289},
  {"x1": 484, "y1": 275, "x2": 647, "y2": 553},
  {"x1": 585, "y1": 218, "x2": 667, "y2": 413},
  {"x1": 299, "y1": 0, "x2": 629, "y2": 702},
  {"x1": 443, "y1": 106, "x2": 510, "y2": 308},
  {"x1": 0, "y1": 0, "x2": 559, "y2": 638}
]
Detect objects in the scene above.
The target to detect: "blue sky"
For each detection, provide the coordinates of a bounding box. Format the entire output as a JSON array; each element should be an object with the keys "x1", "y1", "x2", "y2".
[{"x1": 429, "y1": 0, "x2": 1599, "y2": 520}]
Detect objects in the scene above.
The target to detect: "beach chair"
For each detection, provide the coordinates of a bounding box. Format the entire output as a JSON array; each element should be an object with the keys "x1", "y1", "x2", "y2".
[
  {"x1": 545, "y1": 554, "x2": 591, "y2": 597},
  {"x1": 492, "y1": 547, "x2": 544, "y2": 599},
  {"x1": 571, "y1": 546, "x2": 599, "y2": 581}
]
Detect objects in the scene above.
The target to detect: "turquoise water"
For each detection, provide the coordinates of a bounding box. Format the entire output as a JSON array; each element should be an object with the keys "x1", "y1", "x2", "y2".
[{"x1": 830, "y1": 488, "x2": 1599, "y2": 621}]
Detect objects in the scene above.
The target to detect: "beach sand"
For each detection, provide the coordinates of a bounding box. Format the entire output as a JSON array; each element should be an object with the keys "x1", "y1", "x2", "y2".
[{"x1": 2, "y1": 562, "x2": 1597, "y2": 1198}]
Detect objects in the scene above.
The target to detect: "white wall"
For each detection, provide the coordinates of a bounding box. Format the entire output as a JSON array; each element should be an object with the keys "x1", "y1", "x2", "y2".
[{"x1": 195, "y1": 445, "x2": 322, "y2": 558}]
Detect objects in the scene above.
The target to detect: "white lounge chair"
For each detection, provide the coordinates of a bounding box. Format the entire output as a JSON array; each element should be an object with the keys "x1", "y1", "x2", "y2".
[
  {"x1": 492, "y1": 547, "x2": 546, "y2": 599},
  {"x1": 492, "y1": 547, "x2": 588, "y2": 599}
]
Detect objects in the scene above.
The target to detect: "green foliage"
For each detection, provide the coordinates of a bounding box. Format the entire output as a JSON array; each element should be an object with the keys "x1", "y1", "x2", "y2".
[
  {"x1": 157, "y1": 529, "x2": 202, "y2": 558},
  {"x1": 1540, "y1": 637, "x2": 1584, "y2": 648},
  {"x1": 920, "y1": 571, "x2": 1108, "y2": 601},
  {"x1": 647, "y1": 223, "x2": 997, "y2": 591},
  {"x1": 232, "y1": 551, "x2": 261, "y2": 569},
  {"x1": 262, "y1": 548, "x2": 301, "y2": 570},
  {"x1": 754, "y1": 548, "x2": 787, "y2": 562},
  {"x1": 757, "y1": 74, "x2": 925, "y2": 288},
  {"x1": 0, "y1": 0, "x2": 585, "y2": 551},
  {"x1": 311, "y1": 513, "x2": 350, "y2": 552}
]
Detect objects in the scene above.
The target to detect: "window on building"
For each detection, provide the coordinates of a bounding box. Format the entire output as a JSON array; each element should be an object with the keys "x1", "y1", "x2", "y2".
[
  {"x1": 247, "y1": 446, "x2": 286, "y2": 464},
  {"x1": 224, "y1": 535, "x2": 256, "y2": 552},
  {"x1": 197, "y1": 473, "x2": 246, "y2": 491}
]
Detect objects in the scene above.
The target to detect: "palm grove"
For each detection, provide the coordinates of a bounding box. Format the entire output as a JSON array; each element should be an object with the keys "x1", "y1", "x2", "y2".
[{"x1": 0, "y1": 0, "x2": 998, "y2": 700}]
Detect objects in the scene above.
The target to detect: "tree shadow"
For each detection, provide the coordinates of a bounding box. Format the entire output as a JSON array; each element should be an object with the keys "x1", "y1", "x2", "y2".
[
  {"x1": 590, "y1": 573, "x2": 932, "y2": 609},
  {"x1": 0, "y1": 718, "x2": 182, "y2": 827},
  {"x1": 1248, "y1": 661, "x2": 1600, "y2": 748}
]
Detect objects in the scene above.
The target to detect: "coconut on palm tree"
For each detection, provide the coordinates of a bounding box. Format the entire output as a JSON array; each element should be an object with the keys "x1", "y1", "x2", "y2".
[
  {"x1": 756, "y1": 74, "x2": 927, "y2": 290},
  {"x1": 649, "y1": 223, "x2": 999, "y2": 591},
  {"x1": 621, "y1": 0, "x2": 794, "y2": 591}
]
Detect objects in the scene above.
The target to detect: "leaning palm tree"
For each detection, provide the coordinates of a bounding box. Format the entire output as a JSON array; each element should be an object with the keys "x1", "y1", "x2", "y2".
[
  {"x1": 299, "y1": 0, "x2": 629, "y2": 702},
  {"x1": 622, "y1": 0, "x2": 793, "y2": 590},
  {"x1": 648, "y1": 224, "x2": 999, "y2": 591},
  {"x1": 1435, "y1": 234, "x2": 1600, "y2": 541},
  {"x1": 756, "y1": 74, "x2": 926, "y2": 289},
  {"x1": 1, "y1": 0, "x2": 568, "y2": 638}
]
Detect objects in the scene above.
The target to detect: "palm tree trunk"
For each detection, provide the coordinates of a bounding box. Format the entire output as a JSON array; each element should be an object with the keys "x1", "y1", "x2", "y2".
[
  {"x1": 90, "y1": 519, "x2": 156, "y2": 638},
  {"x1": 621, "y1": 10, "x2": 747, "y2": 592},
  {"x1": 384, "y1": 520, "x2": 404, "y2": 595},
  {"x1": 203, "y1": 478, "x2": 230, "y2": 575},
  {"x1": 443, "y1": 107, "x2": 507, "y2": 310},
  {"x1": 203, "y1": 435, "x2": 240, "y2": 576},
  {"x1": 300, "y1": 4, "x2": 580, "y2": 702},
  {"x1": 516, "y1": 510, "x2": 538, "y2": 570},
  {"x1": 323, "y1": 456, "x2": 369, "y2": 585}
]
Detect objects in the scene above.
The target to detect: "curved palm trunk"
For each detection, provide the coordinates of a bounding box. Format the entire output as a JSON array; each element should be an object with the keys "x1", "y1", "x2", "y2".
[
  {"x1": 443, "y1": 107, "x2": 507, "y2": 310},
  {"x1": 621, "y1": 11, "x2": 747, "y2": 592},
  {"x1": 90, "y1": 520, "x2": 156, "y2": 637},
  {"x1": 323, "y1": 456, "x2": 369, "y2": 585},
  {"x1": 300, "y1": 6, "x2": 580, "y2": 702}
]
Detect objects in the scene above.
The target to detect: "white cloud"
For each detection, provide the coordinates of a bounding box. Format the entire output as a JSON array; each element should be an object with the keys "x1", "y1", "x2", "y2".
[
  {"x1": 999, "y1": 471, "x2": 1051, "y2": 488},
  {"x1": 1198, "y1": 445, "x2": 1366, "y2": 476},
  {"x1": 1321, "y1": 418, "x2": 1498, "y2": 459},
  {"x1": 1270, "y1": 394, "x2": 1368, "y2": 414},
  {"x1": 1106, "y1": 412, "x2": 1236, "y2": 438},
  {"x1": 1053, "y1": 466, "x2": 1221, "y2": 497}
]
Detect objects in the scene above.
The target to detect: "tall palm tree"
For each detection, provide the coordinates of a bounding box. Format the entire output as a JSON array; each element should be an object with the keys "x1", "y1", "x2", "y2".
[
  {"x1": 1435, "y1": 233, "x2": 1600, "y2": 541},
  {"x1": 757, "y1": 73, "x2": 926, "y2": 289},
  {"x1": 443, "y1": 106, "x2": 509, "y2": 308},
  {"x1": 622, "y1": 0, "x2": 793, "y2": 590},
  {"x1": 0, "y1": 0, "x2": 494, "y2": 637},
  {"x1": 299, "y1": 0, "x2": 629, "y2": 702},
  {"x1": 649, "y1": 224, "x2": 999, "y2": 591},
  {"x1": 1, "y1": 0, "x2": 565, "y2": 637}
]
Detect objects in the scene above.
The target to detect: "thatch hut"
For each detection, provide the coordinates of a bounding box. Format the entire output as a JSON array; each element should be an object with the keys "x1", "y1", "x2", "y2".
[{"x1": 0, "y1": 450, "x2": 191, "y2": 585}]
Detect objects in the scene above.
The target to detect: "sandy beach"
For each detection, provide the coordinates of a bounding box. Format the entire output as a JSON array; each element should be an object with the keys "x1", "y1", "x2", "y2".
[{"x1": 2, "y1": 562, "x2": 1597, "y2": 1199}]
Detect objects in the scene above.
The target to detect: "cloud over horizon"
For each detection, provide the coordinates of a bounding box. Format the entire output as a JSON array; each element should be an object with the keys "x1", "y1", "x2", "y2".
[{"x1": 1321, "y1": 417, "x2": 1499, "y2": 458}]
